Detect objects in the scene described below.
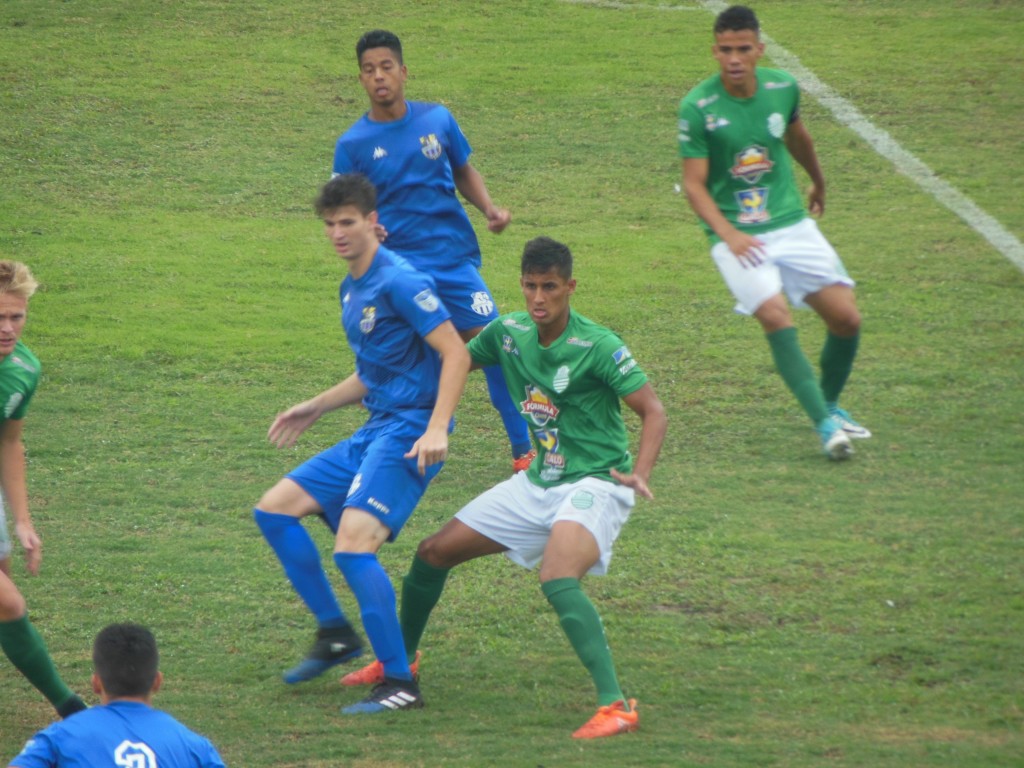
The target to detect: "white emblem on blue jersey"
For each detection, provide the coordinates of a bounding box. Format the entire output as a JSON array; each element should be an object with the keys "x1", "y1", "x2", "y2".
[
  {"x1": 372, "y1": 146, "x2": 388, "y2": 160},
  {"x1": 414, "y1": 289, "x2": 440, "y2": 312},
  {"x1": 359, "y1": 307, "x2": 376, "y2": 334},
  {"x1": 115, "y1": 740, "x2": 157, "y2": 768},
  {"x1": 420, "y1": 134, "x2": 443, "y2": 160},
  {"x1": 470, "y1": 291, "x2": 494, "y2": 316},
  {"x1": 348, "y1": 474, "x2": 362, "y2": 498},
  {"x1": 343, "y1": 292, "x2": 351, "y2": 304}
]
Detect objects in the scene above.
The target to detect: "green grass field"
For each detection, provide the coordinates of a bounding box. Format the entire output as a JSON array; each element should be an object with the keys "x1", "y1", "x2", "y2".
[{"x1": 1, "y1": 1, "x2": 1022, "y2": 766}]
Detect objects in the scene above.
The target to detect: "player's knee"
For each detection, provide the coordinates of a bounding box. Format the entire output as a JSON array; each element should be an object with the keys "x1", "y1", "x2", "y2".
[
  {"x1": 0, "y1": 584, "x2": 27, "y2": 621},
  {"x1": 829, "y1": 308, "x2": 861, "y2": 337}
]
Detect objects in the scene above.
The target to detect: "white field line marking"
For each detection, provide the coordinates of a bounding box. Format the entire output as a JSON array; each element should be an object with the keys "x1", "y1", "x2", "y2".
[{"x1": 563, "y1": 0, "x2": 1024, "y2": 272}]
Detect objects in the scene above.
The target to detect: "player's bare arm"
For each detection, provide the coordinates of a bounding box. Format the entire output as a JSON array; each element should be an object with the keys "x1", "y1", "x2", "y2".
[
  {"x1": 0, "y1": 418, "x2": 40, "y2": 575},
  {"x1": 784, "y1": 118, "x2": 826, "y2": 216},
  {"x1": 682, "y1": 157, "x2": 766, "y2": 266},
  {"x1": 268, "y1": 373, "x2": 369, "y2": 449},
  {"x1": 609, "y1": 383, "x2": 667, "y2": 501},
  {"x1": 452, "y1": 162, "x2": 511, "y2": 234},
  {"x1": 404, "y1": 320, "x2": 470, "y2": 474}
]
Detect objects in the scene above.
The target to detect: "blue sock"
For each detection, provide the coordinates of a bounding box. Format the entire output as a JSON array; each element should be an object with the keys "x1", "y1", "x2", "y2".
[
  {"x1": 253, "y1": 509, "x2": 348, "y2": 627},
  {"x1": 333, "y1": 552, "x2": 411, "y2": 681},
  {"x1": 482, "y1": 364, "x2": 532, "y2": 457}
]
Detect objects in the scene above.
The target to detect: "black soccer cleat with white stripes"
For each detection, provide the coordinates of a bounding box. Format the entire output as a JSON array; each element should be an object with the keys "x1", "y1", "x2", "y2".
[{"x1": 341, "y1": 676, "x2": 424, "y2": 714}]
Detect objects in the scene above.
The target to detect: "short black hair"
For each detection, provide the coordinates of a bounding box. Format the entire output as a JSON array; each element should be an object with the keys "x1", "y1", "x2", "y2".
[
  {"x1": 93, "y1": 623, "x2": 159, "y2": 698},
  {"x1": 521, "y1": 237, "x2": 573, "y2": 280},
  {"x1": 314, "y1": 173, "x2": 377, "y2": 216},
  {"x1": 356, "y1": 29, "x2": 403, "y2": 64},
  {"x1": 714, "y1": 5, "x2": 760, "y2": 35}
]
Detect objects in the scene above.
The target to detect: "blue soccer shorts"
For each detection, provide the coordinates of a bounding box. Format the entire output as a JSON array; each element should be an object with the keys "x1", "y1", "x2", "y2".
[{"x1": 287, "y1": 413, "x2": 444, "y2": 541}]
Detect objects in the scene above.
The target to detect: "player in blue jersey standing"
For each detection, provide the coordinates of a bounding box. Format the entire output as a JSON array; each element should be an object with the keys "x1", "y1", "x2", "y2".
[
  {"x1": 253, "y1": 173, "x2": 469, "y2": 713},
  {"x1": 0, "y1": 261, "x2": 87, "y2": 721},
  {"x1": 333, "y1": 29, "x2": 535, "y2": 473},
  {"x1": 8, "y1": 623, "x2": 224, "y2": 768}
]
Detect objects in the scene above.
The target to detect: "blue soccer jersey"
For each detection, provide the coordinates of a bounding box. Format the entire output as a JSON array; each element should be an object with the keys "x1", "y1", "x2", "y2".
[
  {"x1": 9, "y1": 701, "x2": 225, "y2": 768},
  {"x1": 333, "y1": 101, "x2": 482, "y2": 271},
  {"x1": 341, "y1": 246, "x2": 452, "y2": 419}
]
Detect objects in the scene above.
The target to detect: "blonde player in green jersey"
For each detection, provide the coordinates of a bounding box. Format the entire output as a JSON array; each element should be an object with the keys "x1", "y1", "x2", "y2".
[
  {"x1": 340, "y1": 236, "x2": 667, "y2": 739},
  {"x1": 0, "y1": 261, "x2": 87, "y2": 720},
  {"x1": 679, "y1": 4, "x2": 870, "y2": 460}
]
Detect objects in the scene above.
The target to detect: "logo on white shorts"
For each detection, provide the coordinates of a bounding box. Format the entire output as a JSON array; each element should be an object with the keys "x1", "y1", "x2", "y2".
[{"x1": 570, "y1": 491, "x2": 595, "y2": 510}]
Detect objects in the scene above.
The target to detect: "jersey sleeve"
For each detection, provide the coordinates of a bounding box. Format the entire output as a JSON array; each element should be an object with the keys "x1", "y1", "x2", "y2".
[
  {"x1": 678, "y1": 98, "x2": 708, "y2": 159},
  {"x1": 387, "y1": 269, "x2": 452, "y2": 340},
  {"x1": 332, "y1": 136, "x2": 354, "y2": 176},
  {"x1": 444, "y1": 108, "x2": 473, "y2": 169},
  {"x1": 593, "y1": 334, "x2": 649, "y2": 398},
  {"x1": 466, "y1": 318, "x2": 502, "y2": 367},
  {"x1": 8, "y1": 729, "x2": 58, "y2": 768}
]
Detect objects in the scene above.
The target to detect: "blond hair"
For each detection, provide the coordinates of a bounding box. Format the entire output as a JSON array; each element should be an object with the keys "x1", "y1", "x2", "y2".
[{"x1": 0, "y1": 261, "x2": 39, "y2": 300}]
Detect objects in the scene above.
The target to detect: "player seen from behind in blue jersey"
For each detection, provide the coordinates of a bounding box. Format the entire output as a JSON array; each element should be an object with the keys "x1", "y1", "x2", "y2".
[
  {"x1": 341, "y1": 237, "x2": 667, "y2": 738},
  {"x1": 333, "y1": 29, "x2": 535, "y2": 473},
  {"x1": 679, "y1": 5, "x2": 869, "y2": 459},
  {"x1": 253, "y1": 173, "x2": 469, "y2": 714},
  {"x1": 8, "y1": 623, "x2": 224, "y2": 768}
]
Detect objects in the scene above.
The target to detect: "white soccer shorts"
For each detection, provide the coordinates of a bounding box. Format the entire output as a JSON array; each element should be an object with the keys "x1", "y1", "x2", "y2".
[
  {"x1": 711, "y1": 217, "x2": 855, "y2": 315},
  {"x1": 454, "y1": 471, "x2": 634, "y2": 575}
]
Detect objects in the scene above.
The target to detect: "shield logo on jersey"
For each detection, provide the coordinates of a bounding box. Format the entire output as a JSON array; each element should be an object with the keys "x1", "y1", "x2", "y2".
[
  {"x1": 768, "y1": 112, "x2": 786, "y2": 139},
  {"x1": 521, "y1": 385, "x2": 559, "y2": 426},
  {"x1": 552, "y1": 365, "x2": 570, "y2": 394},
  {"x1": 736, "y1": 187, "x2": 770, "y2": 224},
  {"x1": 414, "y1": 289, "x2": 440, "y2": 312},
  {"x1": 359, "y1": 306, "x2": 377, "y2": 334},
  {"x1": 731, "y1": 146, "x2": 774, "y2": 184},
  {"x1": 420, "y1": 134, "x2": 443, "y2": 160}
]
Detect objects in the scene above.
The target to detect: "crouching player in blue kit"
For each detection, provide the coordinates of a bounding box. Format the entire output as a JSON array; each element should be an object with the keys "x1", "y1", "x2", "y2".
[
  {"x1": 8, "y1": 623, "x2": 224, "y2": 768},
  {"x1": 253, "y1": 173, "x2": 469, "y2": 713},
  {"x1": 333, "y1": 29, "x2": 535, "y2": 473}
]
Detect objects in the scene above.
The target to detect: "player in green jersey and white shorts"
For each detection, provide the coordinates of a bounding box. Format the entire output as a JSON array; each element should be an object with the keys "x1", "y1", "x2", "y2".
[
  {"x1": 679, "y1": 4, "x2": 870, "y2": 460},
  {"x1": 339, "y1": 236, "x2": 667, "y2": 739},
  {"x1": 0, "y1": 261, "x2": 87, "y2": 720}
]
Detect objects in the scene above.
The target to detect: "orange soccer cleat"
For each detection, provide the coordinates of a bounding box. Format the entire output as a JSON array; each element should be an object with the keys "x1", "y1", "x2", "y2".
[
  {"x1": 340, "y1": 650, "x2": 421, "y2": 687},
  {"x1": 571, "y1": 698, "x2": 639, "y2": 739}
]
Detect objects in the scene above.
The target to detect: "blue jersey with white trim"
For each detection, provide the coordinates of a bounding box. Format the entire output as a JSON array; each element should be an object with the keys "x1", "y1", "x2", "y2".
[
  {"x1": 332, "y1": 101, "x2": 481, "y2": 271},
  {"x1": 341, "y1": 246, "x2": 452, "y2": 420},
  {"x1": 9, "y1": 701, "x2": 225, "y2": 768}
]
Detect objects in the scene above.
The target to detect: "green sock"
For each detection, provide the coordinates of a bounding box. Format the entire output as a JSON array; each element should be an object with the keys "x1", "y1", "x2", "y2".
[
  {"x1": 820, "y1": 331, "x2": 859, "y2": 405},
  {"x1": 766, "y1": 327, "x2": 829, "y2": 425},
  {"x1": 399, "y1": 555, "x2": 450, "y2": 657},
  {"x1": 0, "y1": 614, "x2": 79, "y2": 713},
  {"x1": 542, "y1": 577, "x2": 623, "y2": 706}
]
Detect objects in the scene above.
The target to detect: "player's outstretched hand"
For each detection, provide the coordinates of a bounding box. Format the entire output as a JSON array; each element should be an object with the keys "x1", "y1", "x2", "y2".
[
  {"x1": 268, "y1": 400, "x2": 323, "y2": 449},
  {"x1": 404, "y1": 426, "x2": 449, "y2": 476},
  {"x1": 486, "y1": 206, "x2": 511, "y2": 234},
  {"x1": 610, "y1": 468, "x2": 654, "y2": 500},
  {"x1": 374, "y1": 221, "x2": 389, "y2": 242},
  {"x1": 15, "y1": 521, "x2": 42, "y2": 576}
]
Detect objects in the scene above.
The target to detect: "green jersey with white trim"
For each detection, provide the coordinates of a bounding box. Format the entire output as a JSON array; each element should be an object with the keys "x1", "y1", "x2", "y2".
[
  {"x1": 0, "y1": 340, "x2": 40, "y2": 422},
  {"x1": 678, "y1": 67, "x2": 806, "y2": 240},
  {"x1": 469, "y1": 310, "x2": 648, "y2": 488}
]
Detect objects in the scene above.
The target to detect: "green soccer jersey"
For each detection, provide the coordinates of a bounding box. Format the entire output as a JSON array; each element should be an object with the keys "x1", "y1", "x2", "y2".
[
  {"x1": 469, "y1": 310, "x2": 648, "y2": 488},
  {"x1": 0, "y1": 340, "x2": 40, "y2": 422},
  {"x1": 678, "y1": 67, "x2": 806, "y2": 240}
]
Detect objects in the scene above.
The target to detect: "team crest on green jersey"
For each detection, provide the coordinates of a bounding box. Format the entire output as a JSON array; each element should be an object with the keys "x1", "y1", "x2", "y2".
[
  {"x1": 731, "y1": 146, "x2": 774, "y2": 184},
  {"x1": 420, "y1": 134, "x2": 442, "y2": 160},
  {"x1": 359, "y1": 306, "x2": 376, "y2": 334},
  {"x1": 553, "y1": 365, "x2": 570, "y2": 393},
  {"x1": 521, "y1": 385, "x2": 559, "y2": 426},
  {"x1": 736, "y1": 188, "x2": 770, "y2": 224}
]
